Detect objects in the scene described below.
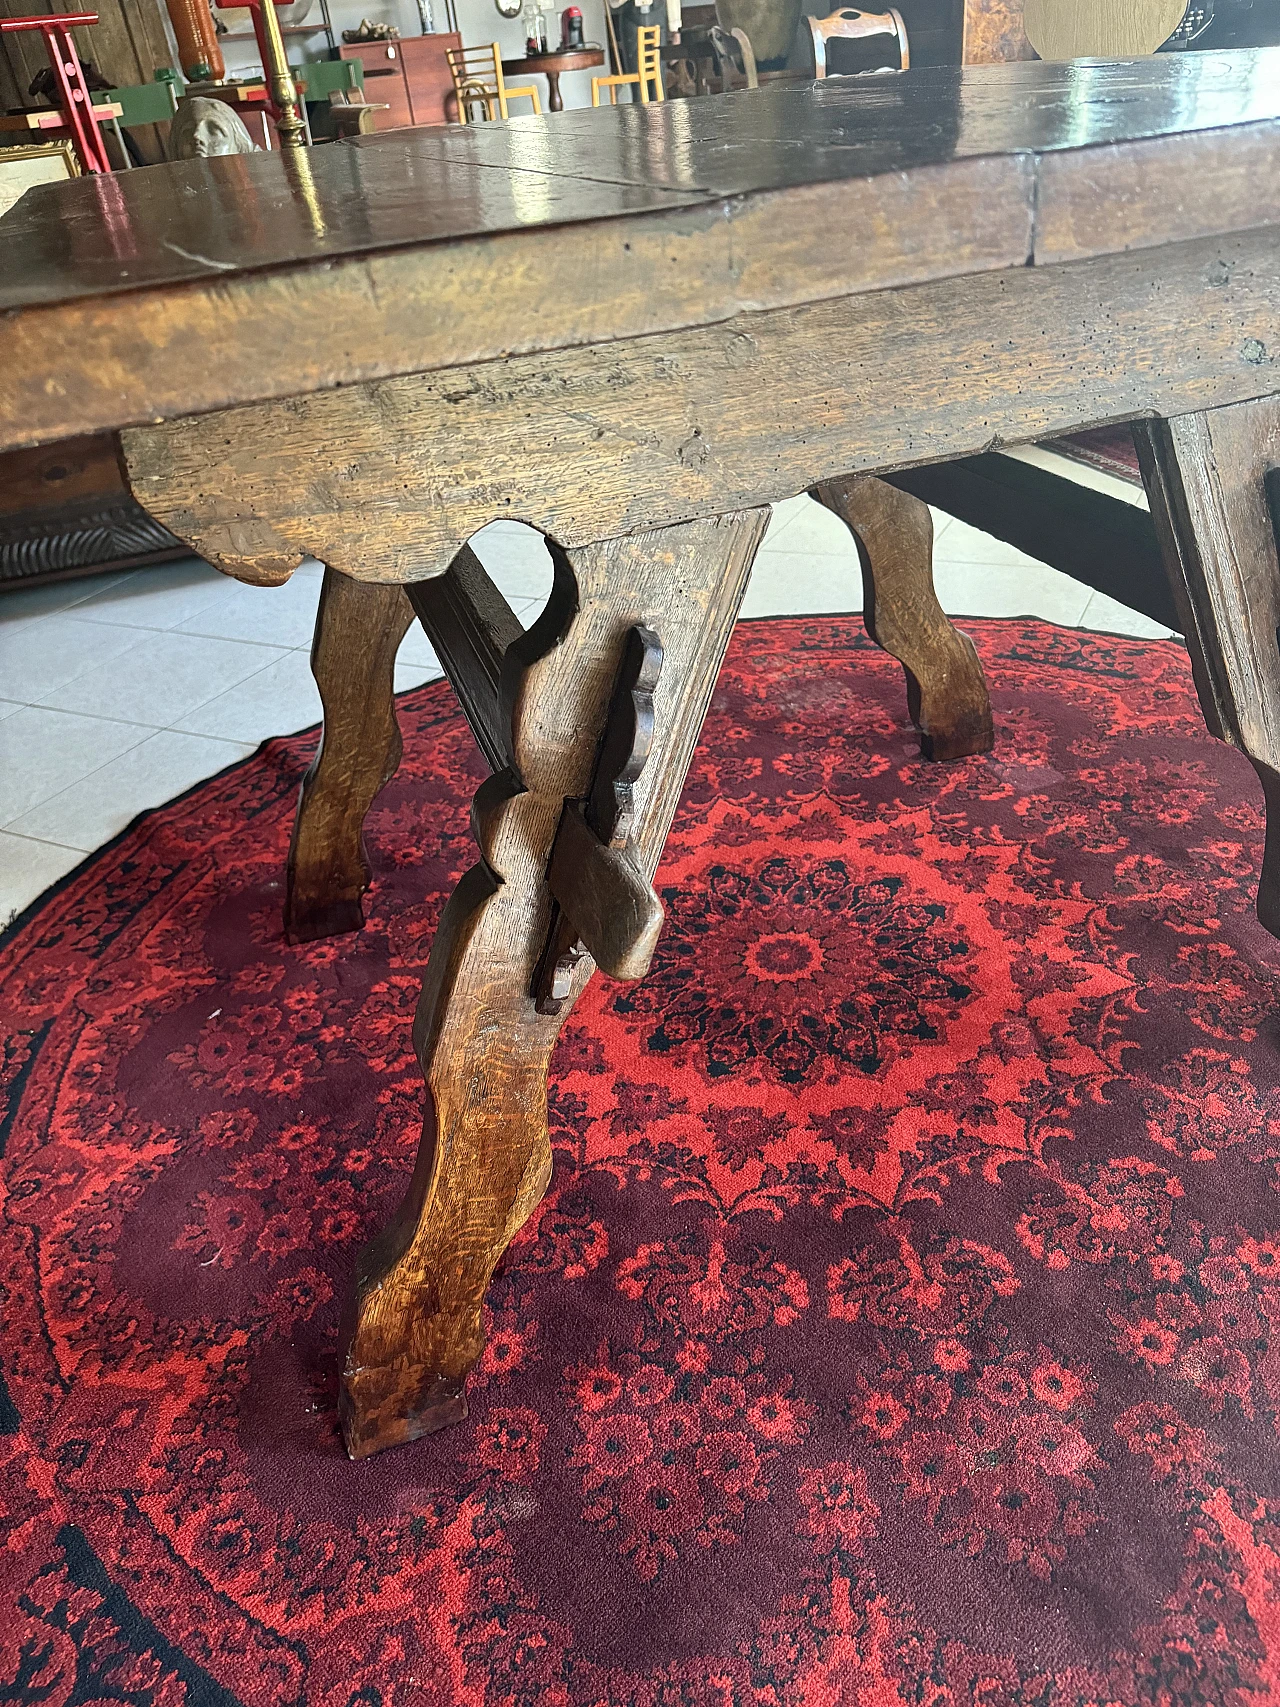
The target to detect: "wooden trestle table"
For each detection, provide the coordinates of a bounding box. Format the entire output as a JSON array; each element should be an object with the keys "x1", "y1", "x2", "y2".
[{"x1": 5, "y1": 53, "x2": 1280, "y2": 1458}]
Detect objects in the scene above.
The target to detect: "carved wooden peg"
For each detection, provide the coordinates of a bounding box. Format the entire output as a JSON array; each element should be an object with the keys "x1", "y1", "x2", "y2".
[
  {"x1": 547, "y1": 800, "x2": 665, "y2": 978},
  {"x1": 534, "y1": 623, "x2": 665, "y2": 1011},
  {"x1": 588, "y1": 624, "x2": 664, "y2": 846}
]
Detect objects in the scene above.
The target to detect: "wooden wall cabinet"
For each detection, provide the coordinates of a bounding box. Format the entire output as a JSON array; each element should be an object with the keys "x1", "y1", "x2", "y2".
[{"x1": 339, "y1": 32, "x2": 460, "y2": 129}]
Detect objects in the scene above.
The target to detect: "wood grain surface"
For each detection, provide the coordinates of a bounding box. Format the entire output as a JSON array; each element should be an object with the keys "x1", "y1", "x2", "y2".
[
  {"x1": 1136, "y1": 400, "x2": 1280, "y2": 936},
  {"x1": 962, "y1": 0, "x2": 1036, "y2": 62},
  {"x1": 814, "y1": 475, "x2": 994, "y2": 761},
  {"x1": 6, "y1": 53, "x2": 1280, "y2": 454},
  {"x1": 285, "y1": 570, "x2": 414, "y2": 943},
  {"x1": 122, "y1": 228, "x2": 1280, "y2": 587},
  {"x1": 406, "y1": 547, "x2": 525, "y2": 773},
  {"x1": 339, "y1": 510, "x2": 768, "y2": 1459},
  {"x1": 1022, "y1": 0, "x2": 1186, "y2": 59}
]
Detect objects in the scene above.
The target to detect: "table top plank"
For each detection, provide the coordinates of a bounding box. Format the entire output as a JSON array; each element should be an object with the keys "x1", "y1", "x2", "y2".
[
  {"x1": 3, "y1": 51, "x2": 1280, "y2": 455},
  {"x1": 4, "y1": 52, "x2": 1279, "y2": 314},
  {"x1": 372, "y1": 48, "x2": 1280, "y2": 195}
]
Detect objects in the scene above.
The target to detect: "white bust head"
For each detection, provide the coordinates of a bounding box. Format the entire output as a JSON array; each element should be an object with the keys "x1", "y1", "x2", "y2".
[{"x1": 169, "y1": 96, "x2": 260, "y2": 160}]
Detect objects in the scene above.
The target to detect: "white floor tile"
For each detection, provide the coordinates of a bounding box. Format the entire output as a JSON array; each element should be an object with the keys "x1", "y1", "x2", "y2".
[
  {"x1": 0, "y1": 831, "x2": 86, "y2": 928},
  {"x1": 1079, "y1": 590, "x2": 1174, "y2": 640},
  {"x1": 8, "y1": 729, "x2": 255, "y2": 851},
  {"x1": 932, "y1": 557, "x2": 1093, "y2": 626},
  {"x1": 397, "y1": 624, "x2": 443, "y2": 670},
  {"x1": 395, "y1": 660, "x2": 446, "y2": 696},
  {"x1": 40, "y1": 630, "x2": 289, "y2": 728},
  {"x1": 934, "y1": 518, "x2": 1055, "y2": 569},
  {"x1": 1, "y1": 705, "x2": 149, "y2": 825},
  {"x1": 175, "y1": 571, "x2": 322, "y2": 649},
  {"x1": 469, "y1": 523, "x2": 555, "y2": 607},
  {"x1": 174, "y1": 649, "x2": 324, "y2": 744},
  {"x1": 0, "y1": 567, "x2": 141, "y2": 626},
  {"x1": 70, "y1": 557, "x2": 232, "y2": 631},
  {"x1": 740, "y1": 551, "x2": 861, "y2": 620},
  {"x1": 761, "y1": 498, "x2": 857, "y2": 558},
  {"x1": 0, "y1": 613, "x2": 150, "y2": 703},
  {"x1": 764, "y1": 493, "x2": 812, "y2": 538}
]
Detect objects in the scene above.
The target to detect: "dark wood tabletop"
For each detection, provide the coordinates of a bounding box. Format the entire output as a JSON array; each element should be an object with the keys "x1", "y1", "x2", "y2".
[
  {"x1": 3, "y1": 50, "x2": 1280, "y2": 453},
  {"x1": 500, "y1": 47, "x2": 604, "y2": 73}
]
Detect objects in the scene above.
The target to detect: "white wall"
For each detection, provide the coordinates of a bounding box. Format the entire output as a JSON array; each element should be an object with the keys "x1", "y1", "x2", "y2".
[{"x1": 217, "y1": 0, "x2": 614, "y2": 111}]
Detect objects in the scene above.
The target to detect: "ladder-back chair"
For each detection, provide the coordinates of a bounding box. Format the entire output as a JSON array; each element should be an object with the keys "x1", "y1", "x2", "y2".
[
  {"x1": 592, "y1": 25, "x2": 665, "y2": 104},
  {"x1": 446, "y1": 43, "x2": 541, "y2": 121}
]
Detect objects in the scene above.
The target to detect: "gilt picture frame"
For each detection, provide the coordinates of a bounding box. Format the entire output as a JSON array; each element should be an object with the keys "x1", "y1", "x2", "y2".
[{"x1": 0, "y1": 139, "x2": 80, "y2": 220}]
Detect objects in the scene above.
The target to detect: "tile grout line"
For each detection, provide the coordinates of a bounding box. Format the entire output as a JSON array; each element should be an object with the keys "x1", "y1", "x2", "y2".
[{"x1": 1, "y1": 720, "x2": 257, "y2": 836}]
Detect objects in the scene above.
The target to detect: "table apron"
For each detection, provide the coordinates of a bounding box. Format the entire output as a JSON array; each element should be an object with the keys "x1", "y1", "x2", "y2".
[{"x1": 121, "y1": 225, "x2": 1280, "y2": 587}]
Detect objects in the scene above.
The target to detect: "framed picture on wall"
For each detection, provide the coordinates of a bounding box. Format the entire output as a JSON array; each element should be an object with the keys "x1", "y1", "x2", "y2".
[{"x1": 0, "y1": 140, "x2": 80, "y2": 219}]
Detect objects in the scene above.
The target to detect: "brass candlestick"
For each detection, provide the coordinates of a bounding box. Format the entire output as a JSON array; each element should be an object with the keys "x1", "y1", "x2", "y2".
[{"x1": 256, "y1": 0, "x2": 305, "y2": 149}]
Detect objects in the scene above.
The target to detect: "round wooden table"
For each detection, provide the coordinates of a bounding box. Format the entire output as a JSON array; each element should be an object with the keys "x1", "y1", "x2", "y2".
[{"x1": 501, "y1": 46, "x2": 605, "y2": 111}]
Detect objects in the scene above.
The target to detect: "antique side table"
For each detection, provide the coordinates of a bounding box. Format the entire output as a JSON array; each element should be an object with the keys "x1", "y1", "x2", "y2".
[
  {"x1": 4, "y1": 53, "x2": 1280, "y2": 1458},
  {"x1": 501, "y1": 47, "x2": 605, "y2": 111}
]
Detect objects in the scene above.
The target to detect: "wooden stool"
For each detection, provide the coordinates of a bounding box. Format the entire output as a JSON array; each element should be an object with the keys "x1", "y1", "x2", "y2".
[{"x1": 805, "y1": 6, "x2": 909, "y2": 77}]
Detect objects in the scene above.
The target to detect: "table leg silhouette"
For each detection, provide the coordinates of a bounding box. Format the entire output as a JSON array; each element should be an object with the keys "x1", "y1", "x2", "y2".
[{"x1": 338, "y1": 509, "x2": 769, "y2": 1458}]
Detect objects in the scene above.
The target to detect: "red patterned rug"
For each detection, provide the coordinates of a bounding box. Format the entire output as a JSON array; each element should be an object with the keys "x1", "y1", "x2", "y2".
[
  {"x1": 1046, "y1": 426, "x2": 1143, "y2": 484},
  {"x1": 4, "y1": 615, "x2": 1280, "y2": 1707}
]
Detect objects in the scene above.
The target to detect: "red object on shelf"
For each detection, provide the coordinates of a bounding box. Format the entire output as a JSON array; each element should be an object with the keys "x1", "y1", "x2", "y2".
[
  {"x1": 0, "y1": 12, "x2": 113, "y2": 173},
  {"x1": 561, "y1": 5, "x2": 584, "y2": 47}
]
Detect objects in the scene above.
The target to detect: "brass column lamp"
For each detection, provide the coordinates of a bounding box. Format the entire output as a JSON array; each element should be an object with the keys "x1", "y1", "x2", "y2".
[{"x1": 214, "y1": 0, "x2": 306, "y2": 148}]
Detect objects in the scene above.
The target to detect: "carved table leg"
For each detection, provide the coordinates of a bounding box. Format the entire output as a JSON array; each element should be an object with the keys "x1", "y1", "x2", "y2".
[
  {"x1": 339, "y1": 508, "x2": 769, "y2": 1459},
  {"x1": 813, "y1": 473, "x2": 994, "y2": 761},
  {"x1": 285, "y1": 568, "x2": 415, "y2": 944},
  {"x1": 1136, "y1": 400, "x2": 1280, "y2": 939}
]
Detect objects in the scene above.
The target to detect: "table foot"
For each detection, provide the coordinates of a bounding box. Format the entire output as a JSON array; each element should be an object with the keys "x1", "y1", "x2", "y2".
[
  {"x1": 285, "y1": 569, "x2": 415, "y2": 944},
  {"x1": 814, "y1": 473, "x2": 994, "y2": 761},
  {"x1": 1136, "y1": 402, "x2": 1280, "y2": 940},
  {"x1": 338, "y1": 509, "x2": 768, "y2": 1459}
]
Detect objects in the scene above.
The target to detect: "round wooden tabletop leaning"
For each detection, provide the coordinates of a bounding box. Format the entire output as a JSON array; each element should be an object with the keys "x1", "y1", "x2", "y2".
[{"x1": 502, "y1": 46, "x2": 605, "y2": 109}]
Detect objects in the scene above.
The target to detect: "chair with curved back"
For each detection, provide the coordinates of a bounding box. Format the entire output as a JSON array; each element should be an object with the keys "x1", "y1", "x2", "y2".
[
  {"x1": 805, "y1": 7, "x2": 909, "y2": 77},
  {"x1": 592, "y1": 24, "x2": 665, "y2": 104},
  {"x1": 446, "y1": 42, "x2": 541, "y2": 122}
]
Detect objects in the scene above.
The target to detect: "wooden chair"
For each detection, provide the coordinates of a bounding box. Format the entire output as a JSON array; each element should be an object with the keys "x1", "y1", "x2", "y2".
[
  {"x1": 592, "y1": 25, "x2": 665, "y2": 104},
  {"x1": 805, "y1": 7, "x2": 909, "y2": 76},
  {"x1": 445, "y1": 43, "x2": 541, "y2": 122}
]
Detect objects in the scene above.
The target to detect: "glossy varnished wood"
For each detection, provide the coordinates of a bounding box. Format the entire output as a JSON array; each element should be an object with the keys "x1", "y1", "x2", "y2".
[{"x1": 5, "y1": 52, "x2": 1280, "y2": 452}]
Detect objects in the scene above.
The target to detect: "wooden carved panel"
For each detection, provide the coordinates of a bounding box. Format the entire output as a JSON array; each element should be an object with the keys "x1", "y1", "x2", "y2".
[{"x1": 962, "y1": 0, "x2": 1037, "y2": 61}]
